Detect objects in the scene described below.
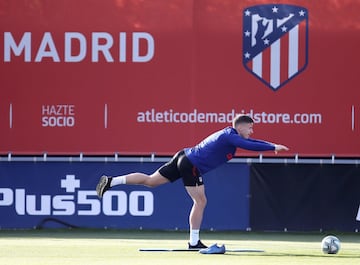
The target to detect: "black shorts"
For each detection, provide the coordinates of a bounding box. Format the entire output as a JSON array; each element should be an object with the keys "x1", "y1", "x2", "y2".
[{"x1": 158, "y1": 150, "x2": 203, "y2": 187}]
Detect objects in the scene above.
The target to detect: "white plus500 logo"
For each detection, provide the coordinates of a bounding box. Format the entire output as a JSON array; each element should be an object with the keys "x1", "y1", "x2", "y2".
[{"x1": 0, "y1": 188, "x2": 154, "y2": 216}]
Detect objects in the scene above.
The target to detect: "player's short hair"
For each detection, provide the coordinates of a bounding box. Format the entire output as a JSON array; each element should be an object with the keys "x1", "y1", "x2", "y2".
[{"x1": 232, "y1": 114, "x2": 254, "y2": 128}]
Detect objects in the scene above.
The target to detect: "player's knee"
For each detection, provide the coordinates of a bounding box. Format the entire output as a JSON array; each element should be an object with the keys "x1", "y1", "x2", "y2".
[
  {"x1": 202, "y1": 196, "x2": 207, "y2": 208},
  {"x1": 143, "y1": 179, "x2": 159, "y2": 188},
  {"x1": 144, "y1": 173, "x2": 164, "y2": 188},
  {"x1": 195, "y1": 195, "x2": 207, "y2": 209}
]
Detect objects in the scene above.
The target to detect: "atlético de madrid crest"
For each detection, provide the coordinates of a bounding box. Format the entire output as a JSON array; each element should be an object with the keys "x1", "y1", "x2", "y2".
[{"x1": 243, "y1": 4, "x2": 308, "y2": 91}]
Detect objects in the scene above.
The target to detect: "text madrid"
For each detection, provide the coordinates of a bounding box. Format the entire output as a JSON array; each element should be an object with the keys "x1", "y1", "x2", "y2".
[{"x1": 3, "y1": 32, "x2": 154, "y2": 62}]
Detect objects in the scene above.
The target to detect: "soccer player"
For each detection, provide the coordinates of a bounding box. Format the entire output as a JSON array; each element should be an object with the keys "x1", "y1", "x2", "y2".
[{"x1": 96, "y1": 115, "x2": 289, "y2": 249}]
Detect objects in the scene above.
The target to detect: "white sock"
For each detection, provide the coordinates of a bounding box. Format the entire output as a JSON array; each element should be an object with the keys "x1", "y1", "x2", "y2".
[
  {"x1": 189, "y1": 229, "x2": 200, "y2": 246},
  {"x1": 110, "y1": 176, "x2": 126, "y2": 187}
]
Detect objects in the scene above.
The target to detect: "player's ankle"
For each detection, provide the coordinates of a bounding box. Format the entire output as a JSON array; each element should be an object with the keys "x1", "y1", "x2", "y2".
[{"x1": 110, "y1": 176, "x2": 126, "y2": 187}]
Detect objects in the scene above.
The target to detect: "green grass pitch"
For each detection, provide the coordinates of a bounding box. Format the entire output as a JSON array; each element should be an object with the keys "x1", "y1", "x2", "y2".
[{"x1": 0, "y1": 229, "x2": 359, "y2": 265}]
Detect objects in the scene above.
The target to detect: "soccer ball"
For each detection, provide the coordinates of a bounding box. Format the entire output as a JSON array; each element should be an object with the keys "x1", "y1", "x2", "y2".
[{"x1": 321, "y1": 235, "x2": 341, "y2": 254}]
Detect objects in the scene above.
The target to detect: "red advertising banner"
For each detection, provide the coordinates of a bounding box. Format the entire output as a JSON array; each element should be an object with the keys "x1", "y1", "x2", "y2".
[{"x1": 0, "y1": 0, "x2": 359, "y2": 156}]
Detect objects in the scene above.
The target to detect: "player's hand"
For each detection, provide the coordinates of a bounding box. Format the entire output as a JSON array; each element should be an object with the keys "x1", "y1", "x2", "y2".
[{"x1": 274, "y1": 144, "x2": 289, "y2": 154}]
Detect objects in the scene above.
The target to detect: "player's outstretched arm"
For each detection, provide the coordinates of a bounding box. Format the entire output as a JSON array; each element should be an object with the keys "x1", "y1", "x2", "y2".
[{"x1": 274, "y1": 144, "x2": 289, "y2": 154}]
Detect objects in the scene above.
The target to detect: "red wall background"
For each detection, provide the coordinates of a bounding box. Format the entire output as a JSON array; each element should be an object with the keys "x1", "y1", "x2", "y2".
[{"x1": 1, "y1": 0, "x2": 359, "y2": 156}]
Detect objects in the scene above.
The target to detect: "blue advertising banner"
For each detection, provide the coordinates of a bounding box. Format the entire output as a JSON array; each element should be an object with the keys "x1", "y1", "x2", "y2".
[{"x1": 0, "y1": 161, "x2": 250, "y2": 230}]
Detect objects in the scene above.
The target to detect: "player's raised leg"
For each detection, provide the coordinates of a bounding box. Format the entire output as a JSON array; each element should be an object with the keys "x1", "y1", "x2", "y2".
[{"x1": 96, "y1": 171, "x2": 169, "y2": 198}]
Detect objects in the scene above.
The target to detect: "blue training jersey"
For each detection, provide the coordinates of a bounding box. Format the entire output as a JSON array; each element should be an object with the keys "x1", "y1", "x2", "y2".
[{"x1": 184, "y1": 127, "x2": 275, "y2": 174}]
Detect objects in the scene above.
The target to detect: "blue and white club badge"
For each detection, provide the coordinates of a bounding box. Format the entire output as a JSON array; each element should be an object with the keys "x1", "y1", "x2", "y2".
[{"x1": 243, "y1": 4, "x2": 309, "y2": 91}]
